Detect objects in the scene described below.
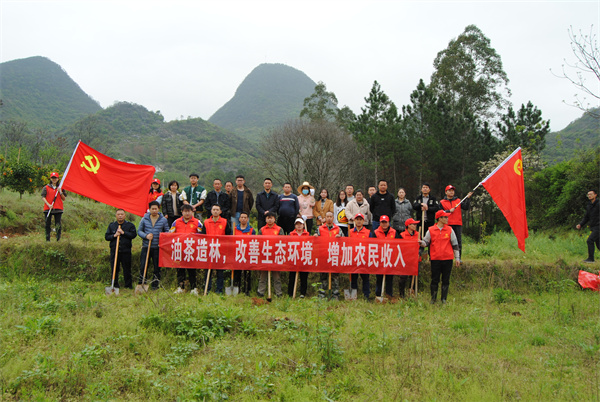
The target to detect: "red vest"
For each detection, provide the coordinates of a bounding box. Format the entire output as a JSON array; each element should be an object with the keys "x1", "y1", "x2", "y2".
[
  {"x1": 260, "y1": 224, "x2": 283, "y2": 236},
  {"x1": 290, "y1": 230, "x2": 310, "y2": 237},
  {"x1": 148, "y1": 190, "x2": 163, "y2": 206},
  {"x1": 400, "y1": 229, "x2": 420, "y2": 241},
  {"x1": 43, "y1": 185, "x2": 64, "y2": 211},
  {"x1": 173, "y1": 217, "x2": 200, "y2": 233},
  {"x1": 374, "y1": 226, "x2": 397, "y2": 238},
  {"x1": 440, "y1": 197, "x2": 463, "y2": 226},
  {"x1": 349, "y1": 226, "x2": 370, "y2": 239},
  {"x1": 203, "y1": 217, "x2": 228, "y2": 235},
  {"x1": 428, "y1": 224, "x2": 454, "y2": 260},
  {"x1": 234, "y1": 226, "x2": 255, "y2": 235},
  {"x1": 318, "y1": 224, "x2": 340, "y2": 237}
]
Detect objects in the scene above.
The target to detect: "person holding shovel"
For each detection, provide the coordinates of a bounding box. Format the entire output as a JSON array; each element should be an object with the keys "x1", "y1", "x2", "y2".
[
  {"x1": 412, "y1": 183, "x2": 439, "y2": 234},
  {"x1": 138, "y1": 201, "x2": 170, "y2": 290},
  {"x1": 370, "y1": 215, "x2": 400, "y2": 299},
  {"x1": 420, "y1": 210, "x2": 461, "y2": 304},
  {"x1": 288, "y1": 217, "x2": 311, "y2": 298},
  {"x1": 257, "y1": 212, "x2": 285, "y2": 298},
  {"x1": 105, "y1": 209, "x2": 137, "y2": 289},
  {"x1": 172, "y1": 204, "x2": 203, "y2": 295},
  {"x1": 399, "y1": 218, "x2": 421, "y2": 298},
  {"x1": 349, "y1": 213, "x2": 371, "y2": 300},
  {"x1": 200, "y1": 204, "x2": 232, "y2": 294},
  {"x1": 315, "y1": 211, "x2": 344, "y2": 300},
  {"x1": 234, "y1": 211, "x2": 256, "y2": 295}
]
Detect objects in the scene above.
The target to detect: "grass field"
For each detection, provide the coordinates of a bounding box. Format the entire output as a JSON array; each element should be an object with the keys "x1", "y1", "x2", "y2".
[{"x1": 1, "y1": 190, "x2": 600, "y2": 400}]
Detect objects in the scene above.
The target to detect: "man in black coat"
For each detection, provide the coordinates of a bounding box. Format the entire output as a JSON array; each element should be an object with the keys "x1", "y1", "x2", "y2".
[
  {"x1": 105, "y1": 209, "x2": 137, "y2": 289},
  {"x1": 255, "y1": 178, "x2": 280, "y2": 230},
  {"x1": 576, "y1": 189, "x2": 599, "y2": 263},
  {"x1": 369, "y1": 179, "x2": 396, "y2": 232},
  {"x1": 204, "y1": 179, "x2": 232, "y2": 220},
  {"x1": 412, "y1": 183, "x2": 440, "y2": 233}
]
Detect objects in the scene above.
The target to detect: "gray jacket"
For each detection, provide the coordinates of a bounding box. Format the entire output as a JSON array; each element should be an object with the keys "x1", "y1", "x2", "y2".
[{"x1": 392, "y1": 199, "x2": 413, "y2": 231}]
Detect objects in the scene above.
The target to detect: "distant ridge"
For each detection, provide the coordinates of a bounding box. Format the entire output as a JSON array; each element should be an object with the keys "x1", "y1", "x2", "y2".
[
  {"x1": 0, "y1": 56, "x2": 101, "y2": 129},
  {"x1": 209, "y1": 63, "x2": 317, "y2": 141},
  {"x1": 543, "y1": 108, "x2": 600, "y2": 163}
]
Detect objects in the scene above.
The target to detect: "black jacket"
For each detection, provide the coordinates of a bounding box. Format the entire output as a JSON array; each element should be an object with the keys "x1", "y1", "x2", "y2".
[
  {"x1": 369, "y1": 191, "x2": 396, "y2": 222},
  {"x1": 105, "y1": 221, "x2": 137, "y2": 252},
  {"x1": 256, "y1": 190, "x2": 280, "y2": 224},
  {"x1": 162, "y1": 191, "x2": 184, "y2": 218},
  {"x1": 579, "y1": 198, "x2": 599, "y2": 229},
  {"x1": 204, "y1": 190, "x2": 232, "y2": 220},
  {"x1": 413, "y1": 194, "x2": 440, "y2": 225}
]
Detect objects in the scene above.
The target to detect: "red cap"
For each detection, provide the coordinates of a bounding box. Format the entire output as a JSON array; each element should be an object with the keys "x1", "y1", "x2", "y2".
[
  {"x1": 50, "y1": 172, "x2": 59, "y2": 178},
  {"x1": 405, "y1": 218, "x2": 420, "y2": 226},
  {"x1": 436, "y1": 210, "x2": 451, "y2": 219},
  {"x1": 152, "y1": 178, "x2": 161, "y2": 185},
  {"x1": 354, "y1": 213, "x2": 365, "y2": 220},
  {"x1": 380, "y1": 215, "x2": 390, "y2": 222},
  {"x1": 445, "y1": 185, "x2": 455, "y2": 191}
]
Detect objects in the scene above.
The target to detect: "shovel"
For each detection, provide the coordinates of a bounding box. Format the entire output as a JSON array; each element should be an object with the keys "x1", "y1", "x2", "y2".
[
  {"x1": 292, "y1": 271, "x2": 299, "y2": 299},
  {"x1": 376, "y1": 275, "x2": 386, "y2": 303},
  {"x1": 204, "y1": 269, "x2": 211, "y2": 296},
  {"x1": 225, "y1": 270, "x2": 239, "y2": 296},
  {"x1": 344, "y1": 274, "x2": 357, "y2": 300},
  {"x1": 105, "y1": 225, "x2": 121, "y2": 296},
  {"x1": 266, "y1": 271, "x2": 272, "y2": 302},
  {"x1": 135, "y1": 246, "x2": 151, "y2": 295},
  {"x1": 328, "y1": 272, "x2": 332, "y2": 300}
]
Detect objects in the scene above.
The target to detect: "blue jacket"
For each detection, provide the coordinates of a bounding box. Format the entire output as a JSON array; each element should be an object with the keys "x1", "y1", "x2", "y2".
[{"x1": 138, "y1": 212, "x2": 170, "y2": 248}]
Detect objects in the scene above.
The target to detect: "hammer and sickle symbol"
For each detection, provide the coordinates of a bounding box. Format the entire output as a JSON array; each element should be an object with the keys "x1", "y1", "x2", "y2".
[
  {"x1": 81, "y1": 155, "x2": 100, "y2": 174},
  {"x1": 513, "y1": 159, "x2": 522, "y2": 176}
]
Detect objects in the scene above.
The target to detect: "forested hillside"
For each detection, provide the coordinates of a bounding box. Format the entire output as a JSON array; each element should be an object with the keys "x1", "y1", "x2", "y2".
[
  {"x1": 543, "y1": 108, "x2": 600, "y2": 163},
  {"x1": 0, "y1": 56, "x2": 101, "y2": 129},
  {"x1": 59, "y1": 102, "x2": 259, "y2": 180},
  {"x1": 208, "y1": 63, "x2": 317, "y2": 141}
]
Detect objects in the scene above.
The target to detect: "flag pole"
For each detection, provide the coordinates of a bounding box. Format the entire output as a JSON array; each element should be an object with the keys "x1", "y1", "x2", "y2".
[{"x1": 46, "y1": 140, "x2": 81, "y2": 219}]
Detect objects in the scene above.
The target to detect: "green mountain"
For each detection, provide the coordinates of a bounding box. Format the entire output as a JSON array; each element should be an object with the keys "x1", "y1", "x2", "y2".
[
  {"x1": 543, "y1": 108, "x2": 600, "y2": 163},
  {"x1": 60, "y1": 102, "x2": 258, "y2": 181},
  {"x1": 0, "y1": 56, "x2": 101, "y2": 129},
  {"x1": 208, "y1": 63, "x2": 317, "y2": 141}
]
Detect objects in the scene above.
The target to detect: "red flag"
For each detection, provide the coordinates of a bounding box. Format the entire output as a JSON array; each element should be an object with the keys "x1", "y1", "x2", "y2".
[
  {"x1": 578, "y1": 270, "x2": 600, "y2": 291},
  {"x1": 481, "y1": 148, "x2": 529, "y2": 252},
  {"x1": 60, "y1": 141, "x2": 155, "y2": 216}
]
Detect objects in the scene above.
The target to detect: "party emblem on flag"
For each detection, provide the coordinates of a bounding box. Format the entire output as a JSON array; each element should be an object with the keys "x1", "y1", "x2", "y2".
[
  {"x1": 80, "y1": 155, "x2": 100, "y2": 174},
  {"x1": 514, "y1": 159, "x2": 522, "y2": 176}
]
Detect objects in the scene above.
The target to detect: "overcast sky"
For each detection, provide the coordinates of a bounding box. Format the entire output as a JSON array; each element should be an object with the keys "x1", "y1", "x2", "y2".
[{"x1": 1, "y1": 0, "x2": 598, "y2": 131}]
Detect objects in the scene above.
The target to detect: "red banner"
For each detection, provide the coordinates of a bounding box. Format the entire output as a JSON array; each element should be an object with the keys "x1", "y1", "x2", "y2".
[
  {"x1": 159, "y1": 234, "x2": 419, "y2": 275},
  {"x1": 61, "y1": 141, "x2": 156, "y2": 217}
]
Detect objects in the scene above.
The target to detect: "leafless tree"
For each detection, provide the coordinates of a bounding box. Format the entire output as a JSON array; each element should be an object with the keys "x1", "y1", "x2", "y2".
[
  {"x1": 261, "y1": 119, "x2": 358, "y2": 193},
  {"x1": 554, "y1": 25, "x2": 600, "y2": 118}
]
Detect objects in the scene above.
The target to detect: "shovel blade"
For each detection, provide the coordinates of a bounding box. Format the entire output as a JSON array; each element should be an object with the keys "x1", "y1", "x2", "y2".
[
  {"x1": 232, "y1": 286, "x2": 239, "y2": 296},
  {"x1": 344, "y1": 289, "x2": 357, "y2": 300},
  {"x1": 105, "y1": 286, "x2": 119, "y2": 296},
  {"x1": 134, "y1": 284, "x2": 149, "y2": 295},
  {"x1": 225, "y1": 286, "x2": 233, "y2": 296}
]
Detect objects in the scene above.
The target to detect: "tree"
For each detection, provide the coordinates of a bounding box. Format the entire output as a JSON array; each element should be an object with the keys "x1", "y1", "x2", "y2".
[
  {"x1": 261, "y1": 119, "x2": 356, "y2": 193},
  {"x1": 1, "y1": 160, "x2": 46, "y2": 199},
  {"x1": 350, "y1": 81, "x2": 399, "y2": 185},
  {"x1": 497, "y1": 101, "x2": 550, "y2": 166},
  {"x1": 431, "y1": 25, "x2": 511, "y2": 120},
  {"x1": 300, "y1": 82, "x2": 339, "y2": 122},
  {"x1": 553, "y1": 25, "x2": 600, "y2": 118}
]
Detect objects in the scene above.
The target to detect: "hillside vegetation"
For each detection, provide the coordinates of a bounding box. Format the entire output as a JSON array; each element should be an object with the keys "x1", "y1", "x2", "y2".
[
  {"x1": 209, "y1": 63, "x2": 317, "y2": 142},
  {"x1": 0, "y1": 56, "x2": 101, "y2": 129},
  {"x1": 543, "y1": 108, "x2": 600, "y2": 163}
]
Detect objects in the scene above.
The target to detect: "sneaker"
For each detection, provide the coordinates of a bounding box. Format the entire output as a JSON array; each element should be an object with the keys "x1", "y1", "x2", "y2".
[
  {"x1": 583, "y1": 259, "x2": 595, "y2": 263},
  {"x1": 299, "y1": 295, "x2": 305, "y2": 299},
  {"x1": 190, "y1": 288, "x2": 199, "y2": 296},
  {"x1": 174, "y1": 287, "x2": 184, "y2": 294}
]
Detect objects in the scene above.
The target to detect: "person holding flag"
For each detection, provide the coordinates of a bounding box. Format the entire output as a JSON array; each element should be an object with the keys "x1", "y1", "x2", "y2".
[
  {"x1": 440, "y1": 185, "x2": 473, "y2": 260},
  {"x1": 420, "y1": 210, "x2": 460, "y2": 304},
  {"x1": 41, "y1": 172, "x2": 67, "y2": 241}
]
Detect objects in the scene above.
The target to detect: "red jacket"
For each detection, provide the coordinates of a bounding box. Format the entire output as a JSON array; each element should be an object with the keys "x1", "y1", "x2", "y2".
[
  {"x1": 318, "y1": 224, "x2": 341, "y2": 237},
  {"x1": 440, "y1": 197, "x2": 464, "y2": 226},
  {"x1": 428, "y1": 224, "x2": 454, "y2": 260},
  {"x1": 171, "y1": 217, "x2": 201, "y2": 233},
  {"x1": 349, "y1": 226, "x2": 370, "y2": 239}
]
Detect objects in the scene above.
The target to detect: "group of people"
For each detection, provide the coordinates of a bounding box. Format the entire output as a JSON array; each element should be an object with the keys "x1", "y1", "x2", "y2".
[
  {"x1": 104, "y1": 174, "x2": 476, "y2": 303},
  {"x1": 42, "y1": 171, "x2": 600, "y2": 303}
]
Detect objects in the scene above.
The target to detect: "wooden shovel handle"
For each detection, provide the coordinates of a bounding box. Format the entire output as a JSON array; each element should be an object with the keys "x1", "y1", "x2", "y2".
[
  {"x1": 204, "y1": 269, "x2": 211, "y2": 296},
  {"x1": 111, "y1": 225, "x2": 121, "y2": 287},
  {"x1": 292, "y1": 271, "x2": 299, "y2": 299},
  {"x1": 142, "y1": 244, "x2": 151, "y2": 284}
]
